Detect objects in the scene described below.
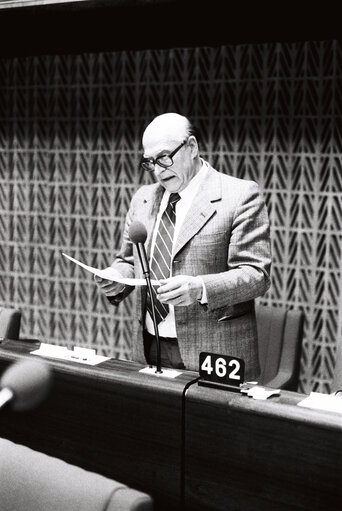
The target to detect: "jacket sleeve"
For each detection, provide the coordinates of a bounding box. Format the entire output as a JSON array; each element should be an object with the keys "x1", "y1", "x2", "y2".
[{"x1": 201, "y1": 181, "x2": 272, "y2": 310}]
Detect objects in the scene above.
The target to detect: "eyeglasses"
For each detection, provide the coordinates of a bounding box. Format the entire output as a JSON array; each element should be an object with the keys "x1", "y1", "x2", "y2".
[{"x1": 140, "y1": 139, "x2": 188, "y2": 172}]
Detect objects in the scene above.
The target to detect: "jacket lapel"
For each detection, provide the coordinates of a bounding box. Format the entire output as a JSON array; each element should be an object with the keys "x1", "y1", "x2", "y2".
[{"x1": 174, "y1": 166, "x2": 222, "y2": 256}]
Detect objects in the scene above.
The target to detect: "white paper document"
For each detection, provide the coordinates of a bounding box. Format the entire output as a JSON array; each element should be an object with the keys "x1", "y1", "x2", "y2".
[
  {"x1": 297, "y1": 392, "x2": 342, "y2": 414},
  {"x1": 31, "y1": 343, "x2": 110, "y2": 366},
  {"x1": 242, "y1": 385, "x2": 280, "y2": 400},
  {"x1": 62, "y1": 253, "x2": 160, "y2": 286}
]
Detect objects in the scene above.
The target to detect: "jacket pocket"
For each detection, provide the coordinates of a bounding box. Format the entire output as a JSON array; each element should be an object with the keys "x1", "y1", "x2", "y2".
[
  {"x1": 216, "y1": 301, "x2": 254, "y2": 322},
  {"x1": 217, "y1": 310, "x2": 250, "y2": 322}
]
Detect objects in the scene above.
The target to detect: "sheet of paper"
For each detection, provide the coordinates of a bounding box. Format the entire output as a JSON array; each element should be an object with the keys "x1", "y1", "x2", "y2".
[
  {"x1": 62, "y1": 253, "x2": 160, "y2": 286},
  {"x1": 297, "y1": 392, "x2": 342, "y2": 414},
  {"x1": 31, "y1": 343, "x2": 110, "y2": 366},
  {"x1": 244, "y1": 385, "x2": 280, "y2": 400}
]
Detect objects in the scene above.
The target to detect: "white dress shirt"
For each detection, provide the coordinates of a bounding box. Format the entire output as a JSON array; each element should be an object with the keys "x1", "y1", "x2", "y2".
[{"x1": 145, "y1": 160, "x2": 209, "y2": 337}]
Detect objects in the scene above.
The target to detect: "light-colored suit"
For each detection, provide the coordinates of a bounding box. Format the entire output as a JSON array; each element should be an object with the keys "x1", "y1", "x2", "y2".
[{"x1": 111, "y1": 163, "x2": 271, "y2": 380}]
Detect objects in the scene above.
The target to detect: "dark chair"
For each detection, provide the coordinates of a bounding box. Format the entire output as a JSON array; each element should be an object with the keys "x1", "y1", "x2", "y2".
[
  {"x1": 0, "y1": 307, "x2": 21, "y2": 340},
  {"x1": 0, "y1": 437, "x2": 153, "y2": 511},
  {"x1": 255, "y1": 304, "x2": 304, "y2": 391},
  {"x1": 331, "y1": 343, "x2": 342, "y2": 393}
]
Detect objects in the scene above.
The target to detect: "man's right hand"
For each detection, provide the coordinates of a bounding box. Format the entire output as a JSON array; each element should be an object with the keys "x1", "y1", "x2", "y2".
[{"x1": 94, "y1": 271, "x2": 126, "y2": 297}]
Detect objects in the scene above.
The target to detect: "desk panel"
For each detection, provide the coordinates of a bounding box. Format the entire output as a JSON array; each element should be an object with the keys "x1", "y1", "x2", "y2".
[
  {"x1": 2, "y1": 340, "x2": 342, "y2": 510},
  {"x1": 0, "y1": 339, "x2": 198, "y2": 510},
  {"x1": 184, "y1": 384, "x2": 342, "y2": 510}
]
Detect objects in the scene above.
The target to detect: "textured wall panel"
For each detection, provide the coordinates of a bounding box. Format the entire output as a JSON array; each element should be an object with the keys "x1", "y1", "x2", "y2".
[{"x1": 0, "y1": 40, "x2": 341, "y2": 393}]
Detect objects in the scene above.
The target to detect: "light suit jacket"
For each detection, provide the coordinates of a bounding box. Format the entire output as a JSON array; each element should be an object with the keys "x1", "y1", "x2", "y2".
[{"x1": 110, "y1": 163, "x2": 271, "y2": 380}]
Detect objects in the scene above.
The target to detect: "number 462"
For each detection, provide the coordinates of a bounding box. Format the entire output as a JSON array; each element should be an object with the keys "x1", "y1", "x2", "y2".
[{"x1": 201, "y1": 355, "x2": 241, "y2": 380}]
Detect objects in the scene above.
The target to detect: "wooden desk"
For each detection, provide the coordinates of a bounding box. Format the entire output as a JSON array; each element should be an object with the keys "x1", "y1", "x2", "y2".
[
  {"x1": 184, "y1": 384, "x2": 342, "y2": 511},
  {"x1": 1, "y1": 340, "x2": 342, "y2": 510},
  {"x1": 0, "y1": 339, "x2": 198, "y2": 510}
]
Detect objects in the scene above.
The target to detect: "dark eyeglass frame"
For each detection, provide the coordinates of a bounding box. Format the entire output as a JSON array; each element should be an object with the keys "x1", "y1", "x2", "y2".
[{"x1": 140, "y1": 139, "x2": 188, "y2": 172}]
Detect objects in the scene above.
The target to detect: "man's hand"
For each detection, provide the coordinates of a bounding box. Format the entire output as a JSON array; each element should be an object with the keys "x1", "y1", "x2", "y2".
[
  {"x1": 157, "y1": 275, "x2": 203, "y2": 306},
  {"x1": 94, "y1": 269, "x2": 125, "y2": 297}
]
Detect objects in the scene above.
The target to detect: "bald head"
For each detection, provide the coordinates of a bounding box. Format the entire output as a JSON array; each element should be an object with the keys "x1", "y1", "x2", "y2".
[
  {"x1": 142, "y1": 113, "x2": 191, "y2": 148},
  {"x1": 141, "y1": 113, "x2": 201, "y2": 193}
]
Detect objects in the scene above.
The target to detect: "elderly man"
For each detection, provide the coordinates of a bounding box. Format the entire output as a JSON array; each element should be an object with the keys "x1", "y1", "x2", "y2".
[{"x1": 95, "y1": 113, "x2": 271, "y2": 380}]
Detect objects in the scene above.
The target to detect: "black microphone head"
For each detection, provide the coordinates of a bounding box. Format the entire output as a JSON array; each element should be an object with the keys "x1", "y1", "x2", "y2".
[
  {"x1": 128, "y1": 221, "x2": 147, "y2": 244},
  {"x1": 0, "y1": 359, "x2": 52, "y2": 411}
]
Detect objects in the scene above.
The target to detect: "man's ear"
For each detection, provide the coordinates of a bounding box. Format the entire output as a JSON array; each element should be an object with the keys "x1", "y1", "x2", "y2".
[{"x1": 188, "y1": 135, "x2": 199, "y2": 158}]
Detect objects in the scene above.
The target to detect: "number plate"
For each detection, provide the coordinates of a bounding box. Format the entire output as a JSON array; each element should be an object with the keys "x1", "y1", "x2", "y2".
[{"x1": 199, "y1": 352, "x2": 245, "y2": 388}]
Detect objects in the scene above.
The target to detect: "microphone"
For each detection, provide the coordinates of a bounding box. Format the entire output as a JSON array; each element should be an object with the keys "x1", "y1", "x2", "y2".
[
  {"x1": 0, "y1": 359, "x2": 52, "y2": 412},
  {"x1": 128, "y1": 221, "x2": 162, "y2": 374},
  {"x1": 128, "y1": 221, "x2": 150, "y2": 276}
]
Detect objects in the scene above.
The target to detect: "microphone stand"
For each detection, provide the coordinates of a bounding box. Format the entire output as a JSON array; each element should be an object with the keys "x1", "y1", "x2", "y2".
[{"x1": 136, "y1": 245, "x2": 163, "y2": 374}]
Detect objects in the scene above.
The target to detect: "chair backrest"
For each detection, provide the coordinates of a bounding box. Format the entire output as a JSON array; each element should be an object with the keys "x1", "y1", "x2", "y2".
[
  {"x1": 255, "y1": 304, "x2": 304, "y2": 391},
  {"x1": 0, "y1": 438, "x2": 153, "y2": 511},
  {"x1": 331, "y1": 340, "x2": 342, "y2": 393},
  {"x1": 0, "y1": 308, "x2": 21, "y2": 340}
]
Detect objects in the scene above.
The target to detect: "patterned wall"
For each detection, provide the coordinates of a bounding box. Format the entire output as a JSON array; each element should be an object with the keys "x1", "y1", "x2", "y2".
[{"x1": 0, "y1": 40, "x2": 341, "y2": 393}]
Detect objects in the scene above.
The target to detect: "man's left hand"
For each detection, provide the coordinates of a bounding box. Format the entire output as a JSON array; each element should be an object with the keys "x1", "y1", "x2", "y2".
[{"x1": 157, "y1": 275, "x2": 202, "y2": 306}]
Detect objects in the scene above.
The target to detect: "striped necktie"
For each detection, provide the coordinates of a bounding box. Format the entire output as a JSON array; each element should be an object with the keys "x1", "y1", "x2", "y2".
[{"x1": 147, "y1": 192, "x2": 181, "y2": 324}]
